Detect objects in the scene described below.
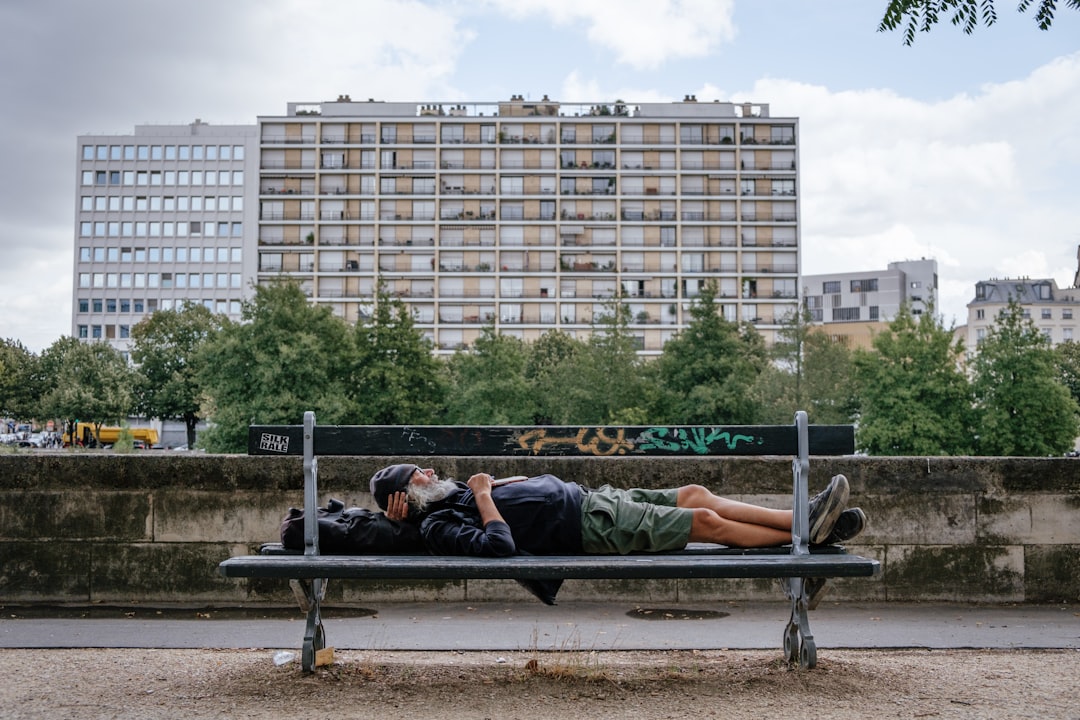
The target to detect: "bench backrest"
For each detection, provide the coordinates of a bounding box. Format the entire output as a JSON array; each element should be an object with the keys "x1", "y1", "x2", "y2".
[
  {"x1": 248, "y1": 421, "x2": 855, "y2": 457},
  {"x1": 248, "y1": 412, "x2": 854, "y2": 558}
]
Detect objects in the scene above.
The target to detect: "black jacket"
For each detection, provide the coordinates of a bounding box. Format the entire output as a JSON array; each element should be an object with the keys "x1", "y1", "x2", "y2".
[{"x1": 419, "y1": 474, "x2": 585, "y2": 557}]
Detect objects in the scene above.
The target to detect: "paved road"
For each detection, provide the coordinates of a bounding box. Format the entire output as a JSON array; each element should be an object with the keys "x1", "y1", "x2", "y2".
[{"x1": 2, "y1": 601, "x2": 1077, "y2": 652}]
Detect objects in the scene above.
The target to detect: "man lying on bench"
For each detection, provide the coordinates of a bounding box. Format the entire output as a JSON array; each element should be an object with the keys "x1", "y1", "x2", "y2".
[{"x1": 369, "y1": 464, "x2": 867, "y2": 603}]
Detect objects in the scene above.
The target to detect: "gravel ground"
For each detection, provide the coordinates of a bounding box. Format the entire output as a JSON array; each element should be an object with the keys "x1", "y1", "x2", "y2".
[{"x1": 4, "y1": 647, "x2": 1079, "y2": 719}]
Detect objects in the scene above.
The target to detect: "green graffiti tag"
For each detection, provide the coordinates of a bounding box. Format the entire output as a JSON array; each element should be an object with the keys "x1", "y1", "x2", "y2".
[{"x1": 639, "y1": 427, "x2": 762, "y2": 454}]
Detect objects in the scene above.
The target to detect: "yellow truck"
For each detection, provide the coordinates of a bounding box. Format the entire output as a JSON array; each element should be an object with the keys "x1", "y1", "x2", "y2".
[{"x1": 64, "y1": 423, "x2": 159, "y2": 448}]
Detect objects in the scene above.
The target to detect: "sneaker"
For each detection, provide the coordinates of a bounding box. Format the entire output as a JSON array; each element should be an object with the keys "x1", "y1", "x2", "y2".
[
  {"x1": 807, "y1": 474, "x2": 849, "y2": 545},
  {"x1": 820, "y1": 507, "x2": 866, "y2": 546}
]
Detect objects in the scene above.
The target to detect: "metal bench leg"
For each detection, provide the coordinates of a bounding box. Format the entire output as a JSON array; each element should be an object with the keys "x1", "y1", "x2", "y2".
[
  {"x1": 782, "y1": 577, "x2": 817, "y2": 669},
  {"x1": 290, "y1": 578, "x2": 327, "y2": 672}
]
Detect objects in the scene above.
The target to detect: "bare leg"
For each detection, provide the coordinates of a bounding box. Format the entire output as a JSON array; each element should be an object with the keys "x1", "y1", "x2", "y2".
[
  {"x1": 687, "y1": 507, "x2": 792, "y2": 548},
  {"x1": 677, "y1": 484, "x2": 792, "y2": 531}
]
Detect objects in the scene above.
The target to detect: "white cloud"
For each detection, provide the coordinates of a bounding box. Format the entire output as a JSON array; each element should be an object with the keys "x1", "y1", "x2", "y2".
[
  {"x1": 747, "y1": 53, "x2": 1080, "y2": 326},
  {"x1": 484, "y1": 0, "x2": 737, "y2": 69}
]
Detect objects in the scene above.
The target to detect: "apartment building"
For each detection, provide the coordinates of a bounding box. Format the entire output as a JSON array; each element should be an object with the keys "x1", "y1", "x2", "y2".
[
  {"x1": 73, "y1": 121, "x2": 259, "y2": 356},
  {"x1": 965, "y1": 275, "x2": 1080, "y2": 351},
  {"x1": 802, "y1": 258, "x2": 938, "y2": 348},
  {"x1": 255, "y1": 95, "x2": 801, "y2": 354}
]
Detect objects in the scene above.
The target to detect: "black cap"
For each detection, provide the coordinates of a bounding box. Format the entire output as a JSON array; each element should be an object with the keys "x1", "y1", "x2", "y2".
[{"x1": 369, "y1": 463, "x2": 418, "y2": 510}]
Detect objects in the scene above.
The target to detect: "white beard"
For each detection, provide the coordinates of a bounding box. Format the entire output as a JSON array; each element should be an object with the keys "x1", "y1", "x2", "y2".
[{"x1": 407, "y1": 477, "x2": 458, "y2": 511}]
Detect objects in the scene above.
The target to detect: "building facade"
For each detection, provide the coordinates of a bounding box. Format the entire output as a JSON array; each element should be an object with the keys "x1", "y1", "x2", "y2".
[
  {"x1": 964, "y1": 275, "x2": 1080, "y2": 351},
  {"x1": 73, "y1": 121, "x2": 259, "y2": 356},
  {"x1": 255, "y1": 95, "x2": 801, "y2": 354},
  {"x1": 802, "y1": 258, "x2": 938, "y2": 347}
]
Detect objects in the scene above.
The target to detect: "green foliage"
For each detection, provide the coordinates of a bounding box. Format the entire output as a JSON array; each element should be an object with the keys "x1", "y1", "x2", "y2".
[
  {"x1": 754, "y1": 310, "x2": 856, "y2": 425},
  {"x1": 351, "y1": 287, "x2": 447, "y2": 424},
  {"x1": 35, "y1": 336, "x2": 136, "y2": 441},
  {"x1": 853, "y1": 306, "x2": 976, "y2": 455},
  {"x1": 879, "y1": 0, "x2": 1078, "y2": 44},
  {"x1": 195, "y1": 281, "x2": 354, "y2": 452},
  {"x1": 113, "y1": 422, "x2": 135, "y2": 453},
  {"x1": 130, "y1": 303, "x2": 221, "y2": 448},
  {"x1": 971, "y1": 300, "x2": 1080, "y2": 456},
  {"x1": 579, "y1": 298, "x2": 655, "y2": 424},
  {"x1": 444, "y1": 326, "x2": 534, "y2": 424},
  {"x1": 1052, "y1": 340, "x2": 1080, "y2": 407},
  {"x1": 0, "y1": 338, "x2": 37, "y2": 421},
  {"x1": 655, "y1": 284, "x2": 767, "y2": 424},
  {"x1": 525, "y1": 330, "x2": 587, "y2": 424},
  {"x1": 802, "y1": 331, "x2": 859, "y2": 425}
]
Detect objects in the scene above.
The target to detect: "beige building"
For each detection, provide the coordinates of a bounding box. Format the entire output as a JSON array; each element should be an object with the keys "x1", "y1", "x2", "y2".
[{"x1": 255, "y1": 95, "x2": 801, "y2": 354}]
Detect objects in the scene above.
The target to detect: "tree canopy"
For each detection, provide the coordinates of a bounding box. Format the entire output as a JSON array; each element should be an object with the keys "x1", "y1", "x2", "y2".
[
  {"x1": 853, "y1": 306, "x2": 976, "y2": 455},
  {"x1": 195, "y1": 281, "x2": 355, "y2": 452},
  {"x1": 971, "y1": 300, "x2": 1080, "y2": 455},
  {"x1": 880, "y1": 0, "x2": 1079, "y2": 44},
  {"x1": 130, "y1": 303, "x2": 222, "y2": 447},
  {"x1": 656, "y1": 284, "x2": 767, "y2": 424}
]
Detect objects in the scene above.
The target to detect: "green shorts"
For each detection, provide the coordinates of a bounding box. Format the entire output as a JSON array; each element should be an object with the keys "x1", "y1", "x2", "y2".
[{"x1": 579, "y1": 485, "x2": 693, "y2": 554}]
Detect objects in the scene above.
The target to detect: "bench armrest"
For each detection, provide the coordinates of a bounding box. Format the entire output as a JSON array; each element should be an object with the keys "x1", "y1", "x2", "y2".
[
  {"x1": 303, "y1": 411, "x2": 320, "y2": 556},
  {"x1": 790, "y1": 411, "x2": 810, "y2": 556}
]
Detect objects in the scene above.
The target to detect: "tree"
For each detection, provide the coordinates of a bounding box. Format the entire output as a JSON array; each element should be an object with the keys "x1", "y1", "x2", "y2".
[
  {"x1": 971, "y1": 300, "x2": 1079, "y2": 456},
  {"x1": 757, "y1": 310, "x2": 859, "y2": 425},
  {"x1": 655, "y1": 283, "x2": 767, "y2": 424},
  {"x1": 351, "y1": 287, "x2": 447, "y2": 424},
  {"x1": 524, "y1": 330, "x2": 588, "y2": 424},
  {"x1": 578, "y1": 297, "x2": 655, "y2": 425},
  {"x1": 444, "y1": 325, "x2": 534, "y2": 425},
  {"x1": 196, "y1": 281, "x2": 355, "y2": 452},
  {"x1": 1053, "y1": 340, "x2": 1080, "y2": 407},
  {"x1": 0, "y1": 339, "x2": 37, "y2": 423},
  {"x1": 801, "y1": 330, "x2": 859, "y2": 425},
  {"x1": 879, "y1": 0, "x2": 1079, "y2": 45},
  {"x1": 853, "y1": 306, "x2": 976, "y2": 455},
  {"x1": 130, "y1": 303, "x2": 222, "y2": 448},
  {"x1": 36, "y1": 337, "x2": 135, "y2": 447}
]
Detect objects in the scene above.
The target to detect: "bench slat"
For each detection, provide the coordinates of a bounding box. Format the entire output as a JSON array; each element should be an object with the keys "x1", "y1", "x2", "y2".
[
  {"x1": 248, "y1": 423, "x2": 855, "y2": 457},
  {"x1": 219, "y1": 552, "x2": 880, "y2": 581}
]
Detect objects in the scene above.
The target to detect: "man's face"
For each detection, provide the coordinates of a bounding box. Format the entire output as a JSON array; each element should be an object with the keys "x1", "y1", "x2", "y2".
[{"x1": 410, "y1": 467, "x2": 438, "y2": 487}]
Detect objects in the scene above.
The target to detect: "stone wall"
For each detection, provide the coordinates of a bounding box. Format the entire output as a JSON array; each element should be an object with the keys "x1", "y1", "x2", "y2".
[{"x1": 1, "y1": 452, "x2": 1077, "y2": 607}]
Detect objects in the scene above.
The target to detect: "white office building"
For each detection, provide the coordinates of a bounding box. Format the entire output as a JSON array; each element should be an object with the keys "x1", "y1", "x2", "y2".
[
  {"x1": 73, "y1": 121, "x2": 259, "y2": 356},
  {"x1": 801, "y1": 258, "x2": 938, "y2": 346}
]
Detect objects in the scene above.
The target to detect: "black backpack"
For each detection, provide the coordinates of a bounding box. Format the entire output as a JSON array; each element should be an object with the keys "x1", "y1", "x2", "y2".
[{"x1": 280, "y1": 499, "x2": 425, "y2": 554}]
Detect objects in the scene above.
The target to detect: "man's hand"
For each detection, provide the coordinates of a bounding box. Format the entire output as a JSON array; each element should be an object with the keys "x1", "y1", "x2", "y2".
[
  {"x1": 386, "y1": 491, "x2": 409, "y2": 522},
  {"x1": 467, "y1": 473, "x2": 506, "y2": 527},
  {"x1": 467, "y1": 472, "x2": 494, "y2": 496}
]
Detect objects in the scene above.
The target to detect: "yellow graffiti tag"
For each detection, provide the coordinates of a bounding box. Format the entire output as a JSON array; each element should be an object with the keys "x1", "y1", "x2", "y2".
[{"x1": 516, "y1": 427, "x2": 635, "y2": 456}]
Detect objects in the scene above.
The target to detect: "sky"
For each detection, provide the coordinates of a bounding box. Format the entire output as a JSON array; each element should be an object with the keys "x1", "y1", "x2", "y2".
[{"x1": 1, "y1": 0, "x2": 1078, "y2": 353}]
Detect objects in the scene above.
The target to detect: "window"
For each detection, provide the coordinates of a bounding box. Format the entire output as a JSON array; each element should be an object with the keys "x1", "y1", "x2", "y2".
[
  {"x1": 833, "y1": 307, "x2": 860, "y2": 321},
  {"x1": 976, "y1": 309, "x2": 985, "y2": 320},
  {"x1": 680, "y1": 125, "x2": 703, "y2": 144},
  {"x1": 822, "y1": 281, "x2": 840, "y2": 294},
  {"x1": 1042, "y1": 308, "x2": 1052, "y2": 320},
  {"x1": 771, "y1": 179, "x2": 795, "y2": 195},
  {"x1": 850, "y1": 278, "x2": 878, "y2": 292},
  {"x1": 1064, "y1": 309, "x2": 1074, "y2": 320},
  {"x1": 770, "y1": 126, "x2": 795, "y2": 144}
]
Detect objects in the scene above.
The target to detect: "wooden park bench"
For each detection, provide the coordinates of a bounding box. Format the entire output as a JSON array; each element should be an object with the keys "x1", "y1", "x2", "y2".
[{"x1": 219, "y1": 411, "x2": 879, "y2": 672}]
